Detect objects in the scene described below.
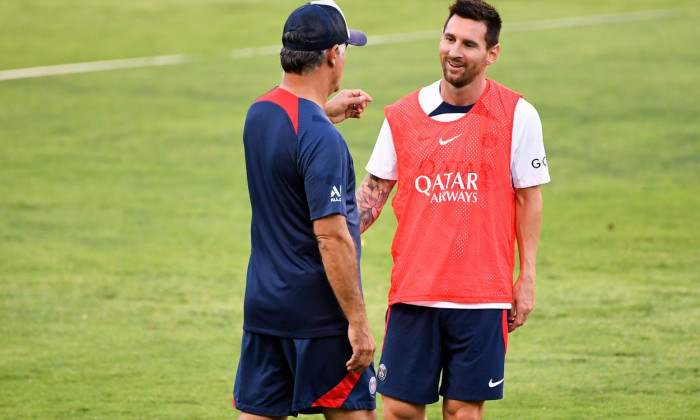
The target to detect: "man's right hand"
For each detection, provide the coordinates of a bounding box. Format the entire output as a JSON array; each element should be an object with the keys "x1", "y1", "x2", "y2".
[
  {"x1": 325, "y1": 89, "x2": 373, "y2": 124},
  {"x1": 346, "y1": 321, "x2": 376, "y2": 373}
]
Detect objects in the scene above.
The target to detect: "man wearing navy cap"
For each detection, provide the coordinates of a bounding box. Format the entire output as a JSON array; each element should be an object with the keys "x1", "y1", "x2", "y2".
[{"x1": 233, "y1": 1, "x2": 376, "y2": 419}]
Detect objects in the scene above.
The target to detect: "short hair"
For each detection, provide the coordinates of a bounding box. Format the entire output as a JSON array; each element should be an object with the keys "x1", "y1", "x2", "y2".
[
  {"x1": 444, "y1": 0, "x2": 502, "y2": 49},
  {"x1": 280, "y1": 31, "x2": 326, "y2": 75}
]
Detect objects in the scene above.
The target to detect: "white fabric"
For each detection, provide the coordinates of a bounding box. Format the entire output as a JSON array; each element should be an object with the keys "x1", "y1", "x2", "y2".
[
  {"x1": 310, "y1": 1, "x2": 349, "y2": 37},
  {"x1": 406, "y1": 301, "x2": 511, "y2": 309}
]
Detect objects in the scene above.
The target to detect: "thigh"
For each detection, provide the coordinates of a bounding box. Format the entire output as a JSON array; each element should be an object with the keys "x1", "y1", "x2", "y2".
[
  {"x1": 439, "y1": 309, "x2": 509, "y2": 402},
  {"x1": 233, "y1": 331, "x2": 295, "y2": 417},
  {"x1": 293, "y1": 335, "x2": 377, "y2": 415},
  {"x1": 376, "y1": 304, "x2": 442, "y2": 404}
]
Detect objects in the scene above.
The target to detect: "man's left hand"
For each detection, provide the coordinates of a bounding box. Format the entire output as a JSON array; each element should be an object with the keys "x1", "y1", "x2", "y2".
[{"x1": 509, "y1": 272, "x2": 535, "y2": 333}]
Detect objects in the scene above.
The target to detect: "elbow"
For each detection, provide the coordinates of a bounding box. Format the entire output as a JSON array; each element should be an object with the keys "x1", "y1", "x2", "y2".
[{"x1": 315, "y1": 233, "x2": 333, "y2": 252}]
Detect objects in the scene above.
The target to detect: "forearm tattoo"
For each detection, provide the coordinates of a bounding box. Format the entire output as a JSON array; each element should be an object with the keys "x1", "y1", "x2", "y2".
[{"x1": 357, "y1": 174, "x2": 391, "y2": 233}]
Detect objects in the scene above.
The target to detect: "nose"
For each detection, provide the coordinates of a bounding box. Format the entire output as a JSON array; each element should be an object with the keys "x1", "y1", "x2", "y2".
[{"x1": 448, "y1": 42, "x2": 461, "y2": 58}]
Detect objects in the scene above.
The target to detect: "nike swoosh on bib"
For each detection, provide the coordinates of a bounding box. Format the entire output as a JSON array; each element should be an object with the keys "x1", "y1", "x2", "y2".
[{"x1": 438, "y1": 134, "x2": 461, "y2": 146}]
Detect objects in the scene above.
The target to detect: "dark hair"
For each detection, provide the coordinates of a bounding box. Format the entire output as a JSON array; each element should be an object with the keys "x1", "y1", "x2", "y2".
[
  {"x1": 280, "y1": 31, "x2": 326, "y2": 75},
  {"x1": 444, "y1": 0, "x2": 502, "y2": 49}
]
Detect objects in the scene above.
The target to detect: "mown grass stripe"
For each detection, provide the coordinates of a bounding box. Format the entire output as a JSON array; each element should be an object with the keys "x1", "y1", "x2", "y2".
[{"x1": 0, "y1": 9, "x2": 681, "y2": 82}]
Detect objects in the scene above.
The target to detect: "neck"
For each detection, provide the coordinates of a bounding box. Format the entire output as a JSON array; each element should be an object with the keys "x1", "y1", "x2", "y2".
[
  {"x1": 439, "y1": 77, "x2": 488, "y2": 106},
  {"x1": 279, "y1": 71, "x2": 332, "y2": 109}
]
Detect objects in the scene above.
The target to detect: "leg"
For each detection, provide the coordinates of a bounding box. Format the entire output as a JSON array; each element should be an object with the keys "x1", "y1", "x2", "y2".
[
  {"x1": 323, "y1": 407, "x2": 376, "y2": 420},
  {"x1": 442, "y1": 399, "x2": 484, "y2": 420},
  {"x1": 239, "y1": 413, "x2": 287, "y2": 420},
  {"x1": 439, "y1": 309, "x2": 507, "y2": 420},
  {"x1": 376, "y1": 305, "x2": 442, "y2": 415},
  {"x1": 381, "y1": 395, "x2": 426, "y2": 420}
]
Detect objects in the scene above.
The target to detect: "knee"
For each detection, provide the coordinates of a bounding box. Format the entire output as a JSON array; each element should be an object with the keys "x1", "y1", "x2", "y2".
[
  {"x1": 442, "y1": 399, "x2": 484, "y2": 420},
  {"x1": 382, "y1": 396, "x2": 425, "y2": 420}
]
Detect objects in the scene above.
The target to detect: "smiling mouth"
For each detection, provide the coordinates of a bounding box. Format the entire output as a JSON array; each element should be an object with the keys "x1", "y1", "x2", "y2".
[{"x1": 446, "y1": 59, "x2": 464, "y2": 69}]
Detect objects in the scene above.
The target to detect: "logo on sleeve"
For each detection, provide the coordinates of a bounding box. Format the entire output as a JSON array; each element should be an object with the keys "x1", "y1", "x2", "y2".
[
  {"x1": 330, "y1": 185, "x2": 342, "y2": 202},
  {"x1": 532, "y1": 156, "x2": 547, "y2": 168}
]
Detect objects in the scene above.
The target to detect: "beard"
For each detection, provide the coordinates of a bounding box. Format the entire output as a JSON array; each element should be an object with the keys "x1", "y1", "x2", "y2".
[{"x1": 441, "y1": 58, "x2": 480, "y2": 88}]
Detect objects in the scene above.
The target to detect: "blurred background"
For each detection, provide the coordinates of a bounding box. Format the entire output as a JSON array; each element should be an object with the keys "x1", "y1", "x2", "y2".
[{"x1": 1, "y1": 1, "x2": 698, "y2": 418}]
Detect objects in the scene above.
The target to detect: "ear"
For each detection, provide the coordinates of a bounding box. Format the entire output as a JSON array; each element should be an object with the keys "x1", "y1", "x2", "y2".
[
  {"x1": 326, "y1": 44, "x2": 340, "y2": 67},
  {"x1": 486, "y1": 43, "x2": 500, "y2": 65}
]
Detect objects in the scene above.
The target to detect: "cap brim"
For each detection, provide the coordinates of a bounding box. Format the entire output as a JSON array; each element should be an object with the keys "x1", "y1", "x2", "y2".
[{"x1": 348, "y1": 29, "x2": 367, "y2": 46}]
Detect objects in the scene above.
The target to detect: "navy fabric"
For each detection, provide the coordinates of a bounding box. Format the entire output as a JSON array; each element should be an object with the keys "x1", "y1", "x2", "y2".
[
  {"x1": 242, "y1": 87, "x2": 361, "y2": 338},
  {"x1": 427, "y1": 101, "x2": 474, "y2": 118},
  {"x1": 233, "y1": 331, "x2": 377, "y2": 416},
  {"x1": 283, "y1": 2, "x2": 367, "y2": 51},
  {"x1": 376, "y1": 304, "x2": 507, "y2": 403}
]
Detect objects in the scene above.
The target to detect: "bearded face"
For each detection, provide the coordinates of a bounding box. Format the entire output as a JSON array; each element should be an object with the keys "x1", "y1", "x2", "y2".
[{"x1": 439, "y1": 16, "x2": 495, "y2": 89}]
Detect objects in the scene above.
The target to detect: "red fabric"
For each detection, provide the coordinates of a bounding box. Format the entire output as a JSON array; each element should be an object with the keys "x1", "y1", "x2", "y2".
[
  {"x1": 381, "y1": 305, "x2": 392, "y2": 348},
  {"x1": 502, "y1": 309, "x2": 509, "y2": 353},
  {"x1": 386, "y1": 79, "x2": 522, "y2": 305},
  {"x1": 256, "y1": 87, "x2": 299, "y2": 134},
  {"x1": 311, "y1": 371, "x2": 361, "y2": 408}
]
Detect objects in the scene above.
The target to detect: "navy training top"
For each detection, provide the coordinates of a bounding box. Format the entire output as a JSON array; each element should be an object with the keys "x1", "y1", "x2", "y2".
[{"x1": 242, "y1": 87, "x2": 362, "y2": 338}]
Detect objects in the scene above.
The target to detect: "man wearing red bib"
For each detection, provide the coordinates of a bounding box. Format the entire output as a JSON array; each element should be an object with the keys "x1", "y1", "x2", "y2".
[{"x1": 356, "y1": 1, "x2": 550, "y2": 419}]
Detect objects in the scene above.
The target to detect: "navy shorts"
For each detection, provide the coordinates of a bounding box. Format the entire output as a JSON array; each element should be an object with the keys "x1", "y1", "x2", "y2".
[
  {"x1": 376, "y1": 304, "x2": 509, "y2": 404},
  {"x1": 233, "y1": 331, "x2": 377, "y2": 417}
]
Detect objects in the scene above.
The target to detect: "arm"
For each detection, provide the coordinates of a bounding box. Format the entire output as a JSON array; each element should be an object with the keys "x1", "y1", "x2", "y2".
[
  {"x1": 509, "y1": 185, "x2": 543, "y2": 333},
  {"x1": 356, "y1": 173, "x2": 397, "y2": 234},
  {"x1": 325, "y1": 89, "x2": 373, "y2": 124},
  {"x1": 313, "y1": 214, "x2": 375, "y2": 372}
]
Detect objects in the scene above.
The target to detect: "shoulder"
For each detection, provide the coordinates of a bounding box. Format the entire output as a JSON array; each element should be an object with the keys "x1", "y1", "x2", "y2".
[
  {"x1": 248, "y1": 87, "x2": 302, "y2": 134},
  {"x1": 515, "y1": 98, "x2": 539, "y2": 117},
  {"x1": 248, "y1": 92, "x2": 293, "y2": 116},
  {"x1": 488, "y1": 79, "x2": 521, "y2": 97},
  {"x1": 417, "y1": 80, "x2": 443, "y2": 114},
  {"x1": 514, "y1": 98, "x2": 542, "y2": 129},
  {"x1": 245, "y1": 92, "x2": 300, "y2": 141}
]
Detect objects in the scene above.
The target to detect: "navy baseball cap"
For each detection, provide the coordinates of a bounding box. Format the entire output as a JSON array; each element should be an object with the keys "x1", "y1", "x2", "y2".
[{"x1": 283, "y1": 0, "x2": 367, "y2": 51}]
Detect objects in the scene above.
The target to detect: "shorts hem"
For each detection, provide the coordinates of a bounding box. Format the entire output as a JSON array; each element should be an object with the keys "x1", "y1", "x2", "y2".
[
  {"x1": 376, "y1": 389, "x2": 438, "y2": 405},
  {"x1": 295, "y1": 401, "x2": 376, "y2": 412},
  {"x1": 234, "y1": 402, "x2": 290, "y2": 418},
  {"x1": 441, "y1": 392, "x2": 504, "y2": 402}
]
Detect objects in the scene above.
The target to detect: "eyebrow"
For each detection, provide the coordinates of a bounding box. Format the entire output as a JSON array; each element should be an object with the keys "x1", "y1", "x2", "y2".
[{"x1": 444, "y1": 31, "x2": 481, "y2": 46}]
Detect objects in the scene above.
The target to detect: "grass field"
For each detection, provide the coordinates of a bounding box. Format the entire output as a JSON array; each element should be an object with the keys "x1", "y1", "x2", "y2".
[{"x1": 1, "y1": 0, "x2": 699, "y2": 418}]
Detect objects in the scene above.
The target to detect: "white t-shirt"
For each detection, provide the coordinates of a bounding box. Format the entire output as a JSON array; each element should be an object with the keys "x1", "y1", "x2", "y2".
[
  {"x1": 366, "y1": 80, "x2": 551, "y2": 189},
  {"x1": 365, "y1": 80, "x2": 551, "y2": 309}
]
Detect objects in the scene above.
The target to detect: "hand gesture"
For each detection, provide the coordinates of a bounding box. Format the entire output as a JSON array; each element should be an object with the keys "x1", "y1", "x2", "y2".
[{"x1": 326, "y1": 89, "x2": 373, "y2": 124}]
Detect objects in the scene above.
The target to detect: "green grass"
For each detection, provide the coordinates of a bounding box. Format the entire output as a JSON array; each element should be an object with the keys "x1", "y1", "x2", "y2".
[{"x1": 1, "y1": 0, "x2": 699, "y2": 418}]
